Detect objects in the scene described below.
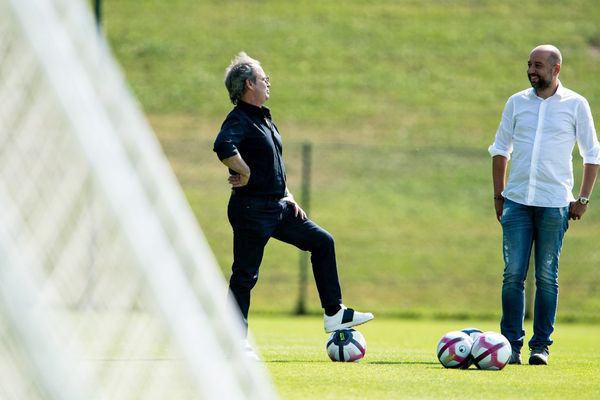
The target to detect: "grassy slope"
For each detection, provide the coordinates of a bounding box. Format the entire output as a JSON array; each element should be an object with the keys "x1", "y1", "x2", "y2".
[{"x1": 104, "y1": 0, "x2": 600, "y2": 319}]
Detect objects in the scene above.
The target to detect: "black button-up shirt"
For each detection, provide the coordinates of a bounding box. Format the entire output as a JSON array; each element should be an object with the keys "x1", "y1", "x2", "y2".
[{"x1": 214, "y1": 101, "x2": 287, "y2": 198}]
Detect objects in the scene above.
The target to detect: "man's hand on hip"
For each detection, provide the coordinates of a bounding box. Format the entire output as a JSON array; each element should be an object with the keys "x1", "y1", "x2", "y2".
[
  {"x1": 282, "y1": 195, "x2": 307, "y2": 220},
  {"x1": 228, "y1": 173, "x2": 250, "y2": 187}
]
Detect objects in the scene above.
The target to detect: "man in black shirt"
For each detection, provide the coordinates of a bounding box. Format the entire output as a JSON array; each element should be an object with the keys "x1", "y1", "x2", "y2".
[{"x1": 214, "y1": 53, "x2": 373, "y2": 353}]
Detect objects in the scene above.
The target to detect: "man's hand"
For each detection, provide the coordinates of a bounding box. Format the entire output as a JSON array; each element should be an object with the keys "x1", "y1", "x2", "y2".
[
  {"x1": 570, "y1": 163, "x2": 598, "y2": 220},
  {"x1": 494, "y1": 196, "x2": 504, "y2": 222},
  {"x1": 221, "y1": 154, "x2": 251, "y2": 188},
  {"x1": 569, "y1": 201, "x2": 588, "y2": 220},
  {"x1": 492, "y1": 156, "x2": 508, "y2": 223},
  {"x1": 282, "y1": 195, "x2": 307, "y2": 220},
  {"x1": 228, "y1": 173, "x2": 250, "y2": 187}
]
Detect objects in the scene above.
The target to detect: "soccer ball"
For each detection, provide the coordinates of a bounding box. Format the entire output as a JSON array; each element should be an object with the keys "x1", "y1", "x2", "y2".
[
  {"x1": 461, "y1": 327, "x2": 483, "y2": 342},
  {"x1": 326, "y1": 328, "x2": 366, "y2": 362},
  {"x1": 436, "y1": 331, "x2": 473, "y2": 369},
  {"x1": 470, "y1": 331, "x2": 511, "y2": 370}
]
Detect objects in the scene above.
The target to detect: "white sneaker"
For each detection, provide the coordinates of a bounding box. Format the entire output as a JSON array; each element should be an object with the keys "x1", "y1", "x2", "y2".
[
  {"x1": 324, "y1": 305, "x2": 374, "y2": 333},
  {"x1": 242, "y1": 339, "x2": 261, "y2": 362}
]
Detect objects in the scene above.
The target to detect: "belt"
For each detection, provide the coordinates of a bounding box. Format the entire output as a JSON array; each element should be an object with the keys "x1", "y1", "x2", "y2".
[{"x1": 231, "y1": 191, "x2": 283, "y2": 202}]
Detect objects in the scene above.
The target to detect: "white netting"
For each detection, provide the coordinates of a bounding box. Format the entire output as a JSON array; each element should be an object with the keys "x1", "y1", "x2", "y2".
[{"x1": 0, "y1": 0, "x2": 276, "y2": 399}]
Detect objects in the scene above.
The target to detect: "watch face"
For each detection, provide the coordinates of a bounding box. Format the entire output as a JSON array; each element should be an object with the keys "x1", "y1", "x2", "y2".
[{"x1": 579, "y1": 197, "x2": 589, "y2": 205}]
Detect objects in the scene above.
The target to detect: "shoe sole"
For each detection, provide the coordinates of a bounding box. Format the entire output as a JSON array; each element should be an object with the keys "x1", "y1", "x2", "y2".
[
  {"x1": 325, "y1": 314, "x2": 374, "y2": 333},
  {"x1": 528, "y1": 355, "x2": 548, "y2": 365}
]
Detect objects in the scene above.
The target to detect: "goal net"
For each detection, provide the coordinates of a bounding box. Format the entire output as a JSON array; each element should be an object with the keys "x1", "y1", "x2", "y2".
[{"x1": 0, "y1": 0, "x2": 277, "y2": 399}]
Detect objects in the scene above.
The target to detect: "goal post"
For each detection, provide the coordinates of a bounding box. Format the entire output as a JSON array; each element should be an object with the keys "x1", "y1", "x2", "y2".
[{"x1": 0, "y1": 0, "x2": 277, "y2": 399}]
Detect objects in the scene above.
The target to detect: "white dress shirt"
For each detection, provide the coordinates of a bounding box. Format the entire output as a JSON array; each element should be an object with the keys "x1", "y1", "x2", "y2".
[{"x1": 489, "y1": 81, "x2": 600, "y2": 207}]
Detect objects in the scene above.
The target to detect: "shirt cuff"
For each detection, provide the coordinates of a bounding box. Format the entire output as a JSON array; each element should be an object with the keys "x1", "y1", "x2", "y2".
[
  {"x1": 488, "y1": 144, "x2": 511, "y2": 159},
  {"x1": 214, "y1": 144, "x2": 238, "y2": 161},
  {"x1": 582, "y1": 156, "x2": 600, "y2": 165},
  {"x1": 581, "y1": 143, "x2": 600, "y2": 164}
]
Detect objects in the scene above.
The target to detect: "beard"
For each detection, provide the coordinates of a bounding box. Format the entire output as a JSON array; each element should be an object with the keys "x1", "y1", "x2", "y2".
[{"x1": 528, "y1": 73, "x2": 551, "y2": 90}]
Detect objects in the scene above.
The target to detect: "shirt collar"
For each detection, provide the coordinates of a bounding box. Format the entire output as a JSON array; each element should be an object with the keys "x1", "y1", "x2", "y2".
[
  {"x1": 237, "y1": 100, "x2": 272, "y2": 119},
  {"x1": 554, "y1": 80, "x2": 566, "y2": 98},
  {"x1": 529, "y1": 79, "x2": 566, "y2": 100}
]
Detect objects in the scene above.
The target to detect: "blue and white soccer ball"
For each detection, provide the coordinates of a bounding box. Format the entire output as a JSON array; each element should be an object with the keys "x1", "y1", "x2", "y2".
[
  {"x1": 461, "y1": 327, "x2": 484, "y2": 342},
  {"x1": 326, "y1": 328, "x2": 367, "y2": 362}
]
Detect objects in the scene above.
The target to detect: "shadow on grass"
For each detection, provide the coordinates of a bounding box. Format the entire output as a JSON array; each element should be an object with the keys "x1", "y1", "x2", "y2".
[
  {"x1": 266, "y1": 360, "x2": 439, "y2": 365},
  {"x1": 266, "y1": 360, "x2": 331, "y2": 363},
  {"x1": 368, "y1": 361, "x2": 439, "y2": 365}
]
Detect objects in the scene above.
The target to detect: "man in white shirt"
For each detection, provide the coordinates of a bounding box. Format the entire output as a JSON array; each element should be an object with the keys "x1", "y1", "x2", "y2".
[{"x1": 489, "y1": 44, "x2": 600, "y2": 366}]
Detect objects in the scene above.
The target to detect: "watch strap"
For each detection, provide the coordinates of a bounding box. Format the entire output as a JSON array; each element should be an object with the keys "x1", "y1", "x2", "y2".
[{"x1": 577, "y1": 196, "x2": 590, "y2": 205}]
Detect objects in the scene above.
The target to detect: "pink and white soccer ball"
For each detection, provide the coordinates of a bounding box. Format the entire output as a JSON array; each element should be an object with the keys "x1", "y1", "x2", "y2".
[
  {"x1": 436, "y1": 331, "x2": 473, "y2": 369},
  {"x1": 471, "y1": 331, "x2": 512, "y2": 370},
  {"x1": 326, "y1": 328, "x2": 367, "y2": 362}
]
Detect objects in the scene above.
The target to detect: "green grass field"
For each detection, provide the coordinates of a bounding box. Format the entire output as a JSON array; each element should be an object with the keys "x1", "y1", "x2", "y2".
[
  {"x1": 94, "y1": 1, "x2": 600, "y2": 397},
  {"x1": 252, "y1": 315, "x2": 600, "y2": 399}
]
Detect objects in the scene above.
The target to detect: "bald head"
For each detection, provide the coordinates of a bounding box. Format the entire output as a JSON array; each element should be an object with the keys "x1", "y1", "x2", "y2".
[
  {"x1": 527, "y1": 44, "x2": 562, "y2": 97},
  {"x1": 530, "y1": 44, "x2": 562, "y2": 66}
]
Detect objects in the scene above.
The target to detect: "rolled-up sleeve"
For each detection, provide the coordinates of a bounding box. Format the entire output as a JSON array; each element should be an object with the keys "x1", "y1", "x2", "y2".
[
  {"x1": 488, "y1": 98, "x2": 514, "y2": 159},
  {"x1": 214, "y1": 117, "x2": 242, "y2": 161},
  {"x1": 575, "y1": 99, "x2": 600, "y2": 165}
]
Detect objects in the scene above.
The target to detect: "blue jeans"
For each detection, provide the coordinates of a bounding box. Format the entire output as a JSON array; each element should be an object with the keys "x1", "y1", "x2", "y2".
[{"x1": 500, "y1": 199, "x2": 569, "y2": 352}]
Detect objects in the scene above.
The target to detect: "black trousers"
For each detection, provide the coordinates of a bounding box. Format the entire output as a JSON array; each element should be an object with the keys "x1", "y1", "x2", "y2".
[{"x1": 227, "y1": 194, "x2": 342, "y2": 333}]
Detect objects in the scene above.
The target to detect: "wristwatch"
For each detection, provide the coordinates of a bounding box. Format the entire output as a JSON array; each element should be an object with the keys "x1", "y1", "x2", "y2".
[{"x1": 577, "y1": 196, "x2": 590, "y2": 205}]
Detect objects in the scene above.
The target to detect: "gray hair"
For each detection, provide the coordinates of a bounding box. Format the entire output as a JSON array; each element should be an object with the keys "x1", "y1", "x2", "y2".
[{"x1": 224, "y1": 52, "x2": 261, "y2": 104}]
